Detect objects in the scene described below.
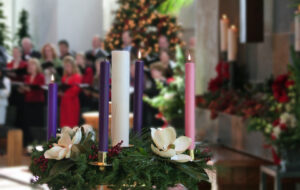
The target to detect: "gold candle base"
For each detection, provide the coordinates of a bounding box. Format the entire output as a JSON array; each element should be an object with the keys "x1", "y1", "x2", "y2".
[
  {"x1": 189, "y1": 149, "x2": 195, "y2": 161},
  {"x1": 89, "y1": 151, "x2": 112, "y2": 171}
]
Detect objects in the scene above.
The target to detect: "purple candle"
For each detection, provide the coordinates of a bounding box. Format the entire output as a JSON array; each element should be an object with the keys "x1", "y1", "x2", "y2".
[
  {"x1": 99, "y1": 60, "x2": 110, "y2": 152},
  {"x1": 47, "y1": 75, "x2": 57, "y2": 140},
  {"x1": 133, "y1": 51, "x2": 144, "y2": 135}
]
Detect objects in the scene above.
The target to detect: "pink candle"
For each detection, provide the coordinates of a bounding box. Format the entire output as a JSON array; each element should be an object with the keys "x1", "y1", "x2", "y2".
[{"x1": 185, "y1": 54, "x2": 195, "y2": 150}]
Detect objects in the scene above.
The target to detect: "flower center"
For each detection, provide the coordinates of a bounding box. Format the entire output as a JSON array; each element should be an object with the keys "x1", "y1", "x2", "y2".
[{"x1": 168, "y1": 144, "x2": 175, "y2": 149}]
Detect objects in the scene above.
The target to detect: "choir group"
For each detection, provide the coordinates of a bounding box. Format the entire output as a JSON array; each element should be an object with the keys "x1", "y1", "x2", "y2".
[{"x1": 0, "y1": 31, "x2": 194, "y2": 145}]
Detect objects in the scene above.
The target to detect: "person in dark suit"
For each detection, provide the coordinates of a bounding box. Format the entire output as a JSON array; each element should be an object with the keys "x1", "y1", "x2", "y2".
[
  {"x1": 85, "y1": 35, "x2": 108, "y2": 63},
  {"x1": 0, "y1": 46, "x2": 7, "y2": 67},
  {"x1": 145, "y1": 35, "x2": 170, "y2": 66},
  {"x1": 21, "y1": 37, "x2": 41, "y2": 61},
  {"x1": 58, "y1": 39, "x2": 74, "y2": 60},
  {"x1": 122, "y1": 31, "x2": 138, "y2": 57}
]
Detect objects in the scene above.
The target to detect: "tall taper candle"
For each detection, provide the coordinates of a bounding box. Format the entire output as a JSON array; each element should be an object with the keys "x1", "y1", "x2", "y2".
[
  {"x1": 185, "y1": 54, "x2": 195, "y2": 150},
  {"x1": 112, "y1": 51, "x2": 130, "y2": 147},
  {"x1": 133, "y1": 51, "x2": 144, "y2": 135},
  {"x1": 228, "y1": 25, "x2": 238, "y2": 62},
  {"x1": 220, "y1": 14, "x2": 229, "y2": 52},
  {"x1": 99, "y1": 60, "x2": 110, "y2": 152},
  {"x1": 47, "y1": 75, "x2": 57, "y2": 140}
]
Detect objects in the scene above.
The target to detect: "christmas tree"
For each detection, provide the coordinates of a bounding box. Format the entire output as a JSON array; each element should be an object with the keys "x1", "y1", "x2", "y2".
[
  {"x1": 105, "y1": 0, "x2": 184, "y2": 57},
  {"x1": 0, "y1": 2, "x2": 9, "y2": 48},
  {"x1": 17, "y1": 9, "x2": 30, "y2": 45}
]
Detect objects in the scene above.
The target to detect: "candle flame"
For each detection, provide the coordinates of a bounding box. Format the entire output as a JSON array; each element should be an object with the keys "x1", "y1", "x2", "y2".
[
  {"x1": 51, "y1": 74, "x2": 55, "y2": 83},
  {"x1": 138, "y1": 50, "x2": 141, "y2": 59},
  {"x1": 188, "y1": 53, "x2": 191, "y2": 62},
  {"x1": 222, "y1": 14, "x2": 227, "y2": 19},
  {"x1": 231, "y1": 25, "x2": 238, "y2": 32}
]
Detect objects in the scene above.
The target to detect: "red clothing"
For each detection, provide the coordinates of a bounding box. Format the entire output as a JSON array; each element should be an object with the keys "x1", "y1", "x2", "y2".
[
  {"x1": 24, "y1": 74, "x2": 45, "y2": 102},
  {"x1": 60, "y1": 73, "x2": 81, "y2": 127},
  {"x1": 82, "y1": 67, "x2": 94, "y2": 85},
  {"x1": 7, "y1": 60, "x2": 28, "y2": 82}
]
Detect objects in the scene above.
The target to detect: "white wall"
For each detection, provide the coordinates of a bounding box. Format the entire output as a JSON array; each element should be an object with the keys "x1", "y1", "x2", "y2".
[{"x1": 2, "y1": 0, "x2": 104, "y2": 53}]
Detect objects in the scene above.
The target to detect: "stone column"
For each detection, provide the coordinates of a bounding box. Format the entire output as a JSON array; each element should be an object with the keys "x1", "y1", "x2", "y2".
[{"x1": 195, "y1": 0, "x2": 219, "y2": 95}]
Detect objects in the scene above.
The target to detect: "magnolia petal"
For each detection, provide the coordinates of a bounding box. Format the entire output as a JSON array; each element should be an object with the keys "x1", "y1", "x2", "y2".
[
  {"x1": 152, "y1": 127, "x2": 176, "y2": 150},
  {"x1": 171, "y1": 154, "x2": 193, "y2": 163},
  {"x1": 72, "y1": 128, "x2": 82, "y2": 144},
  {"x1": 65, "y1": 145, "x2": 72, "y2": 159},
  {"x1": 44, "y1": 146, "x2": 68, "y2": 160},
  {"x1": 61, "y1": 127, "x2": 74, "y2": 136},
  {"x1": 151, "y1": 128, "x2": 157, "y2": 140},
  {"x1": 58, "y1": 132, "x2": 72, "y2": 147},
  {"x1": 174, "y1": 136, "x2": 192, "y2": 154},
  {"x1": 82, "y1": 124, "x2": 95, "y2": 140},
  {"x1": 151, "y1": 144, "x2": 176, "y2": 158}
]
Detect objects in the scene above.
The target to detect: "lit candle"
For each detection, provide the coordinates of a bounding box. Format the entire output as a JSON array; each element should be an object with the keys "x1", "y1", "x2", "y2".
[
  {"x1": 47, "y1": 75, "x2": 57, "y2": 140},
  {"x1": 228, "y1": 25, "x2": 238, "y2": 62},
  {"x1": 133, "y1": 50, "x2": 144, "y2": 135},
  {"x1": 111, "y1": 51, "x2": 130, "y2": 147},
  {"x1": 295, "y1": 6, "x2": 300, "y2": 51},
  {"x1": 99, "y1": 60, "x2": 110, "y2": 152},
  {"x1": 220, "y1": 14, "x2": 229, "y2": 52},
  {"x1": 185, "y1": 54, "x2": 195, "y2": 150}
]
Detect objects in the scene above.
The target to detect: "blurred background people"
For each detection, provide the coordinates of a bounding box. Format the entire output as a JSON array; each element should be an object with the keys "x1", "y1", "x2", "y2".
[
  {"x1": 58, "y1": 39, "x2": 73, "y2": 60},
  {"x1": 19, "y1": 58, "x2": 45, "y2": 145},
  {"x1": 0, "y1": 67, "x2": 11, "y2": 127},
  {"x1": 122, "y1": 31, "x2": 137, "y2": 56},
  {"x1": 41, "y1": 43, "x2": 62, "y2": 84},
  {"x1": 21, "y1": 37, "x2": 41, "y2": 61},
  {"x1": 85, "y1": 35, "x2": 108, "y2": 63},
  {"x1": 59, "y1": 56, "x2": 81, "y2": 128},
  {"x1": 158, "y1": 35, "x2": 169, "y2": 51},
  {"x1": 159, "y1": 50, "x2": 175, "y2": 78}
]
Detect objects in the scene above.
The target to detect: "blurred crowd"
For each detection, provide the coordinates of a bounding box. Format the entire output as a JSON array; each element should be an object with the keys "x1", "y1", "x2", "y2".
[{"x1": 0, "y1": 31, "x2": 195, "y2": 145}]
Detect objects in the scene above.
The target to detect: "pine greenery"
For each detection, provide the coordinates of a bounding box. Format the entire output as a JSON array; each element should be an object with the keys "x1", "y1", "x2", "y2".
[
  {"x1": 17, "y1": 9, "x2": 30, "y2": 45},
  {"x1": 0, "y1": 2, "x2": 9, "y2": 49},
  {"x1": 30, "y1": 130, "x2": 211, "y2": 190}
]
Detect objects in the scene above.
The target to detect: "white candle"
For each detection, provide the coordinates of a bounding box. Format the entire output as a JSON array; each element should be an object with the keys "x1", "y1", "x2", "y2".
[
  {"x1": 295, "y1": 6, "x2": 300, "y2": 51},
  {"x1": 111, "y1": 51, "x2": 130, "y2": 147},
  {"x1": 228, "y1": 25, "x2": 238, "y2": 62},
  {"x1": 220, "y1": 14, "x2": 229, "y2": 52}
]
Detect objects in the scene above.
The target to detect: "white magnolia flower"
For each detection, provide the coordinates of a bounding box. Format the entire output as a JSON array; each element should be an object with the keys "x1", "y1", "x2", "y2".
[
  {"x1": 164, "y1": 93, "x2": 175, "y2": 100},
  {"x1": 81, "y1": 124, "x2": 96, "y2": 141},
  {"x1": 280, "y1": 113, "x2": 297, "y2": 128},
  {"x1": 151, "y1": 127, "x2": 192, "y2": 163},
  {"x1": 272, "y1": 127, "x2": 281, "y2": 139},
  {"x1": 44, "y1": 127, "x2": 82, "y2": 160}
]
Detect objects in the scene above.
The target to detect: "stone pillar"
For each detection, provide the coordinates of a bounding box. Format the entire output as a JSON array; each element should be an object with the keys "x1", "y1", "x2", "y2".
[{"x1": 195, "y1": 0, "x2": 219, "y2": 95}]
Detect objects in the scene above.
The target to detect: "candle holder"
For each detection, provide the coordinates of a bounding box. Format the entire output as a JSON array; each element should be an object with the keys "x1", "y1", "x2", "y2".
[
  {"x1": 89, "y1": 151, "x2": 112, "y2": 171},
  {"x1": 189, "y1": 149, "x2": 195, "y2": 161},
  {"x1": 229, "y1": 61, "x2": 235, "y2": 89}
]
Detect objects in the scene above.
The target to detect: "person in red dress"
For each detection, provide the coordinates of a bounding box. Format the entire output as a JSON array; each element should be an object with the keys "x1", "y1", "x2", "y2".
[
  {"x1": 18, "y1": 58, "x2": 45, "y2": 145},
  {"x1": 60, "y1": 56, "x2": 81, "y2": 128},
  {"x1": 7, "y1": 47, "x2": 28, "y2": 129},
  {"x1": 7, "y1": 47, "x2": 28, "y2": 82}
]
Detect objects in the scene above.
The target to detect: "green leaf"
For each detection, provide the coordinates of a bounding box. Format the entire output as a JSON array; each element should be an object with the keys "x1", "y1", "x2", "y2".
[{"x1": 49, "y1": 159, "x2": 74, "y2": 176}]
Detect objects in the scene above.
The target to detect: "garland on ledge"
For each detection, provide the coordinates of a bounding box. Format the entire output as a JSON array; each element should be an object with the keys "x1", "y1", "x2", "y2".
[
  {"x1": 198, "y1": 48, "x2": 300, "y2": 163},
  {"x1": 30, "y1": 125, "x2": 211, "y2": 190}
]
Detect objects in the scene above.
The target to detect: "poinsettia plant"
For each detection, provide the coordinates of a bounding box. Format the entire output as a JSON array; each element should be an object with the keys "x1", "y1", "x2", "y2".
[
  {"x1": 248, "y1": 48, "x2": 300, "y2": 157},
  {"x1": 30, "y1": 125, "x2": 211, "y2": 190}
]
